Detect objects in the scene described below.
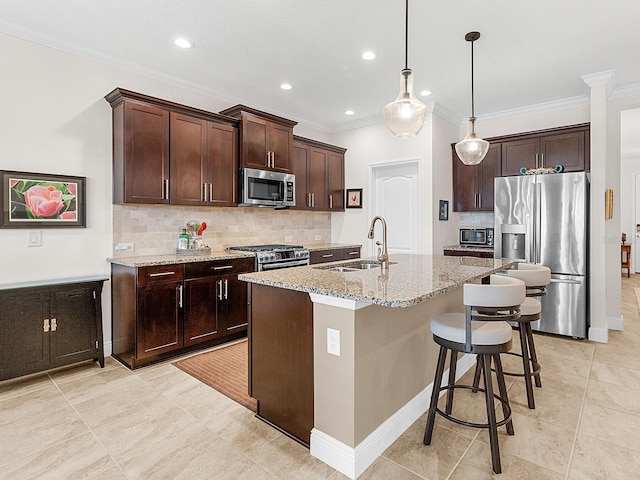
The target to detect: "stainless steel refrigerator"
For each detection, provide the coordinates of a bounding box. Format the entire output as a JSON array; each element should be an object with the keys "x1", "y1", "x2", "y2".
[{"x1": 494, "y1": 172, "x2": 589, "y2": 338}]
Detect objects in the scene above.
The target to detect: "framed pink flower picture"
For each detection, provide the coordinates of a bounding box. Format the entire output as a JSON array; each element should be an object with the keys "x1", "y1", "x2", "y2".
[{"x1": 0, "y1": 170, "x2": 86, "y2": 228}]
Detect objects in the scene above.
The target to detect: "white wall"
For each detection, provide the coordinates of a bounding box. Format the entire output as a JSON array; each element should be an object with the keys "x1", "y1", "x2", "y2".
[
  {"x1": 330, "y1": 114, "x2": 460, "y2": 255},
  {"x1": 0, "y1": 32, "x2": 330, "y2": 355}
]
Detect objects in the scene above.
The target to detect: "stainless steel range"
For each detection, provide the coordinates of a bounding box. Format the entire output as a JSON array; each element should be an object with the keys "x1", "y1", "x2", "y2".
[{"x1": 227, "y1": 244, "x2": 310, "y2": 271}]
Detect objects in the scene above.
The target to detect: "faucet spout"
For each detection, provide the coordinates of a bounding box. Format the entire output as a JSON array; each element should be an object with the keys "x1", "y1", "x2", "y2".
[{"x1": 368, "y1": 216, "x2": 389, "y2": 271}]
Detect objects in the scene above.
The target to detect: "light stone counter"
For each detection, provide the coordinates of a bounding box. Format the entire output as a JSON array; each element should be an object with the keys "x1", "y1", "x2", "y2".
[
  {"x1": 108, "y1": 250, "x2": 254, "y2": 267},
  {"x1": 239, "y1": 254, "x2": 515, "y2": 308},
  {"x1": 443, "y1": 244, "x2": 495, "y2": 255}
]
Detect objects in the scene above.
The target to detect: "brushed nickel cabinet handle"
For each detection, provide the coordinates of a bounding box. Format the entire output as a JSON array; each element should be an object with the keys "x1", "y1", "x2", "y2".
[
  {"x1": 321, "y1": 254, "x2": 334, "y2": 258},
  {"x1": 51, "y1": 318, "x2": 57, "y2": 332},
  {"x1": 164, "y1": 179, "x2": 169, "y2": 200},
  {"x1": 213, "y1": 265, "x2": 233, "y2": 271},
  {"x1": 178, "y1": 285, "x2": 183, "y2": 308},
  {"x1": 149, "y1": 271, "x2": 175, "y2": 277},
  {"x1": 43, "y1": 319, "x2": 50, "y2": 332},
  {"x1": 224, "y1": 279, "x2": 228, "y2": 300}
]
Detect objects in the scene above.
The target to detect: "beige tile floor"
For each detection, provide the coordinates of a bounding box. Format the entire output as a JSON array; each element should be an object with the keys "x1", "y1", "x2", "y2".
[{"x1": 2, "y1": 276, "x2": 640, "y2": 479}]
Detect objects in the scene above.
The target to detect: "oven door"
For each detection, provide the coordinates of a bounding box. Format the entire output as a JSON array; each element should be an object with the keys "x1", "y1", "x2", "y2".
[{"x1": 259, "y1": 258, "x2": 310, "y2": 272}]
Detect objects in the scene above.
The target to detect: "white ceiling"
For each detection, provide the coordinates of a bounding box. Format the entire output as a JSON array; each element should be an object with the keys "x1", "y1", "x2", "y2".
[{"x1": 1, "y1": 0, "x2": 640, "y2": 134}]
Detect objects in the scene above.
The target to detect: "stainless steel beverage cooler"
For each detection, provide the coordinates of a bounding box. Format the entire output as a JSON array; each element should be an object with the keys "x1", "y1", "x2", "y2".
[{"x1": 494, "y1": 172, "x2": 589, "y2": 338}]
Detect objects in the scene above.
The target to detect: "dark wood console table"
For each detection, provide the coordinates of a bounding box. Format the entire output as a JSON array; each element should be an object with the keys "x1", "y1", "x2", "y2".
[{"x1": 0, "y1": 276, "x2": 108, "y2": 381}]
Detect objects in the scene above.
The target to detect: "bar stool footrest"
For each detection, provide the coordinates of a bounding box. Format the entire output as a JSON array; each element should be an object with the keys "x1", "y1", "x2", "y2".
[
  {"x1": 435, "y1": 384, "x2": 512, "y2": 430},
  {"x1": 493, "y1": 351, "x2": 541, "y2": 379}
]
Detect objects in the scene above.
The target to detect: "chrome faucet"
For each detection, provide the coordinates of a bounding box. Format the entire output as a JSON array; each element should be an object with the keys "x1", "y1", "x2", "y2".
[{"x1": 368, "y1": 216, "x2": 389, "y2": 272}]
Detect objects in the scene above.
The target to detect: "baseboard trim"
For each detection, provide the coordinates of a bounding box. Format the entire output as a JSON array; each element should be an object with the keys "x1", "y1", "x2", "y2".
[
  {"x1": 310, "y1": 353, "x2": 477, "y2": 479},
  {"x1": 588, "y1": 327, "x2": 608, "y2": 343},
  {"x1": 608, "y1": 316, "x2": 624, "y2": 331},
  {"x1": 103, "y1": 340, "x2": 112, "y2": 357}
]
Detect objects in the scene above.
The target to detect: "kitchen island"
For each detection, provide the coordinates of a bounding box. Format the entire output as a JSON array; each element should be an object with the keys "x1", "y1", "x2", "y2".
[{"x1": 240, "y1": 254, "x2": 515, "y2": 479}]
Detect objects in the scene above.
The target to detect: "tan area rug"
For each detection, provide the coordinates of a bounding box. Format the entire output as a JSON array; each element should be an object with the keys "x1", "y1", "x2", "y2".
[{"x1": 173, "y1": 339, "x2": 257, "y2": 412}]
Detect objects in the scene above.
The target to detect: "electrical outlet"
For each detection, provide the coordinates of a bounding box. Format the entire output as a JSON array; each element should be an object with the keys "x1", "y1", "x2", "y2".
[
  {"x1": 115, "y1": 242, "x2": 135, "y2": 252},
  {"x1": 314, "y1": 235, "x2": 321, "y2": 240},
  {"x1": 285, "y1": 235, "x2": 293, "y2": 242},
  {"x1": 28, "y1": 230, "x2": 42, "y2": 247},
  {"x1": 327, "y1": 328, "x2": 341, "y2": 356}
]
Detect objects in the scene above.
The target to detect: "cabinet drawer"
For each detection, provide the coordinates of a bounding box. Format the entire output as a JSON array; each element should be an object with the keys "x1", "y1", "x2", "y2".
[
  {"x1": 310, "y1": 249, "x2": 343, "y2": 264},
  {"x1": 137, "y1": 264, "x2": 184, "y2": 285},
  {"x1": 342, "y1": 247, "x2": 361, "y2": 259},
  {"x1": 184, "y1": 257, "x2": 254, "y2": 278}
]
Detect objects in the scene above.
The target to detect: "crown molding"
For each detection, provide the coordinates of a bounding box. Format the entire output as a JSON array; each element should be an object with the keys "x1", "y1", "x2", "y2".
[
  {"x1": 610, "y1": 82, "x2": 640, "y2": 100},
  {"x1": 581, "y1": 70, "x2": 616, "y2": 96}
]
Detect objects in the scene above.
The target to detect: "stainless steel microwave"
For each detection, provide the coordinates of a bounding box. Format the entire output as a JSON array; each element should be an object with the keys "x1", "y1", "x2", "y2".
[
  {"x1": 460, "y1": 227, "x2": 494, "y2": 246},
  {"x1": 239, "y1": 168, "x2": 295, "y2": 207}
]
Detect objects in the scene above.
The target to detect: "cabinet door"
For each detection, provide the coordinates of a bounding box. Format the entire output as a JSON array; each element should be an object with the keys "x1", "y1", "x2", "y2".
[
  {"x1": 219, "y1": 275, "x2": 249, "y2": 334},
  {"x1": 327, "y1": 151, "x2": 345, "y2": 210},
  {"x1": 136, "y1": 282, "x2": 184, "y2": 359},
  {"x1": 208, "y1": 122, "x2": 238, "y2": 206},
  {"x1": 540, "y1": 130, "x2": 586, "y2": 172},
  {"x1": 309, "y1": 147, "x2": 328, "y2": 209},
  {"x1": 292, "y1": 143, "x2": 310, "y2": 209},
  {"x1": 269, "y1": 123, "x2": 293, "y2": 172},
  {"x1": 0, "y1": 291, "x2": 49, "y2": 380},
  {"x1": 123, "y1": 102, "x2": 170, "y2": 203},
  {"x1": 49, "y1": 286, "x2": 99, "y2": 367},
  {"x1": 452, "y1": 149, "x2": 480, "y2": 212},
  {"x1": 477, "y1": 143, "x2": 501, "y2": 210},
  {"x1": 170, "y1": 113, "x2": 207, "y2": 206},
  {"x1": 184, "y1": 277, "x2": 219, "y2": 346},
  {"x1": 242, "y1": 114, "x2": 269, "y2": 169},
  {"x1": 501, "y1": 137, "x2": 540, "y2": 176}
]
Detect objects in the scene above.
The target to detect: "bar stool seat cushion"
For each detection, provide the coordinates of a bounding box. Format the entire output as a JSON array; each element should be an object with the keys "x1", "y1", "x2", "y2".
[
  {"x1": 506, "y1": 263, "x2": 551, "y2": 287},
  {"x1": 431, "y1": 312, "x2": 513, "y2": 345},
  {"x1": 520, "y1": 297, "x2": 542, "y2": 316}
]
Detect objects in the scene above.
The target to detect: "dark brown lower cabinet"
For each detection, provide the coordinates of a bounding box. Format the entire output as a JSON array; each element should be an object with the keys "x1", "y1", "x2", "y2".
[
  {"x1": 0, "y1": 277, "x2": 107, "y2": 381},
  {"x1": 249, "y1": 283, "x2": 314, "y2": 446},
  {"x1": 112, "y1": 257, "x2": 253, "y2": 369}
]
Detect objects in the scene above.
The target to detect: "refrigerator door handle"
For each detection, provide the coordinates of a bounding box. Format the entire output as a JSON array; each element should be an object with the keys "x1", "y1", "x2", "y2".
[
  {"x1": 549, "y1": 278, "x2": 582, "y2": 285},
  {"x1": 535, "y1": 182, "x2": 542, "y2": 263}
]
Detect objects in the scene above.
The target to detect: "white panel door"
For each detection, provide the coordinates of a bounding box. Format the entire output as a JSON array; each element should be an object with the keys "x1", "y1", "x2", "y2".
[{"x1": 370, "y1": 160, "x2": 422, "y2": 255}]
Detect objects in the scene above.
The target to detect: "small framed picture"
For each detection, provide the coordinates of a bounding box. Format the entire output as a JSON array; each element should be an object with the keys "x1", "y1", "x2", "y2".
[
  {"x1": 0, "y1": 170, "x2": 86, "y2": 228},
  {"x1": 439, "y1": 200, "x2": 449, "y2": 221},
  {"x1": 346, "y1": 188, "x2": 363, "y2": 209}
]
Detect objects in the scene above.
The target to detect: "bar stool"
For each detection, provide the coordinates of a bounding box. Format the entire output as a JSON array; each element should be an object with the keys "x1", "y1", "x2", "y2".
[
  {"x1": 473, "y1": 263, "x2": 551, "y2": 409},
  {"x1": 423, "y1": 275, "x2": 525, "y2": 474}
]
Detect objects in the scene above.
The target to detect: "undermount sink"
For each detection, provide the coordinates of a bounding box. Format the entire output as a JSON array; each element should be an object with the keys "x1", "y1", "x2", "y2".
[{"x1": 315, "y1": 260, "x2": 397, "y2": 272}]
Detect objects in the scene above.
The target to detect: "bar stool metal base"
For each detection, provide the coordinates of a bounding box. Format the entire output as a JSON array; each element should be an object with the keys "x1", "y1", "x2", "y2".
[{"x1": 424, "y1": 337, "x2": 514, "y2": 474}]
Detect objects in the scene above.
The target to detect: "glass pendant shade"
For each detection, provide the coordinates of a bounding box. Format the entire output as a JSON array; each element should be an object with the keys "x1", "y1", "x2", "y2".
[
  {"x1": 455, "y1": 117, "x2": 489, "y2": 165},
  {"x1": 383, "y1": 69, "x2": 428, "y2": 138}
]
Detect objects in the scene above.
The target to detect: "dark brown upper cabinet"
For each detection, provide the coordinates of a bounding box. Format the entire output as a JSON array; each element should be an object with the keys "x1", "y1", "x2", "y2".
[
  {"x1": 220, "y1": 105, "x2": 297, "y2": 173},
  {"x1": 170, "y1": 113, "x2": 238, "y2": 207},
  {"x1": 501, "y1": 124, "x2": 589, "y2": 176},
  {"x1": 452, "y1": 143, "x2": 501, "y2": 212},
  {"x1": 292, "y1": 136, "x2": 346, "y2": 211},
  {"x1": 105, "y1": 88, "x2": 239, "y2": 206}
]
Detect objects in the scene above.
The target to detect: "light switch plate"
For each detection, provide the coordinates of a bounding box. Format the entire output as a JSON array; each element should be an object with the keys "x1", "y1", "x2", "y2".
[{"x1": 28, "y1": 230, "x2": 42, "y2": 247}]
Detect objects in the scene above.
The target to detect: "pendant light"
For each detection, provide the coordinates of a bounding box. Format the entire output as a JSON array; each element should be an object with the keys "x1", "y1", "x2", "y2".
[
  {"x1": 383, "y1": 0, "x2": 427, "y2": 138},
  {"x1": 455, "y1": 31, "x2": 489, "y2": 165}
]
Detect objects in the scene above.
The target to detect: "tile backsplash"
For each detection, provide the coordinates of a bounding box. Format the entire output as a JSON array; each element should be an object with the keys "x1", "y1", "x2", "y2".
[
  {"x1": 113, "y1": 205, "x2": 331, "y2": 257},
  {"x1": 459, "y1": 212, "x2": 494, "y2": 228}
]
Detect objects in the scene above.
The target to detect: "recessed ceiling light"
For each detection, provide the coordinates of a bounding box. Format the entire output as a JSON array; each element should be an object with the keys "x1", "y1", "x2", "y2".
[
  {"x1": 420, "y1": 90, "x2": 432, "y2": 96},
  {"x1": 362, "y1": 51, "x2": 376, "y2": 60},
  {"x1": 174, "y1": 38, "x2": 194, "y2": 49},
  {"x1": 345, "y1": 110, "x2": 355, "y2": 116},
  {"x1": 280, "y1": 83, "x2": 293, "y2": 90}
]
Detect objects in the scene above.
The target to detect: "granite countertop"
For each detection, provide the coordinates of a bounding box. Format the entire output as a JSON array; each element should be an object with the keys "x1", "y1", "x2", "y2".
[
  {"x1": 239, "y1": 254, "x2": 515, "y2": 308},
  {"x1": 107, "y1": 243, "x2": 362, "y2": 268},
  {"x1": 444, "y1": 244, "x2": 494, "y2": 253},
  {"x1": 306, "y1": 243, "x2": 362, "y2": 251},
  {"x1": 108, "y1": 250, "x2": 254, "y2": 267}
]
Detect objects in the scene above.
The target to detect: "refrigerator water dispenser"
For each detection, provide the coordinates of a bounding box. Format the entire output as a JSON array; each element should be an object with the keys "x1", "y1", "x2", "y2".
[{"x1": 500, "y1": 224, "x2": 526, "y2": 260}]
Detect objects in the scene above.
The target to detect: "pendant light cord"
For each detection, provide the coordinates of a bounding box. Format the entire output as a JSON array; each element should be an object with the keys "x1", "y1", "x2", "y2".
[
  {"x1": 404, "y1": 0, "x2": 409, "y2": 70},
  {"x1": 470, "y1": 37, "x2": 475, "y2": 119}
]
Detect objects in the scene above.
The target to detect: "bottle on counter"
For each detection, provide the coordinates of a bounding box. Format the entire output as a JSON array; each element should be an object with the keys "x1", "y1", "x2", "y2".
[{"x1": 178, "y1": 228, "x2": 189, "y2": 250}]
